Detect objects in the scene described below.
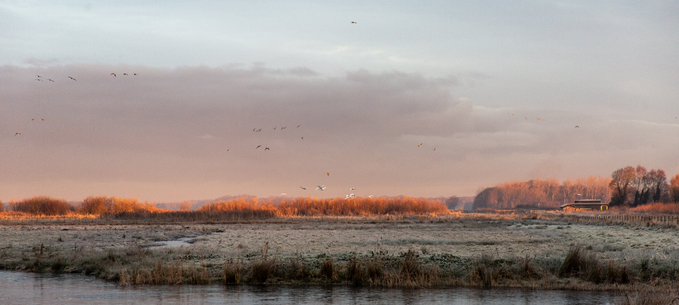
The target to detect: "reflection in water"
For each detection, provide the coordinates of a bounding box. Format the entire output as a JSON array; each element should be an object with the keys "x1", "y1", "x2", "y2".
[{"x1": 0, "y1": 271, "x2": 620, "y2": 305}]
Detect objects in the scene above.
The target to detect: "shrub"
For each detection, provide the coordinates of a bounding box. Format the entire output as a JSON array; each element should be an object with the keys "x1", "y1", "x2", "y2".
[
  {"x1": 9, "y1": 197, "x2": 72, "y2": 215},
  {"x1": 559, "y1": 246, "x2": 628, "y2": 284},
  {"x1": 79, "y1": 196, "x2": 158, "y2": 216},
  {"x1": 320, "y1": 259, "x2": 335, "y2": 281},
  {"x1": 250, "y1": 259, "x2": 277, "y2": 284},
  {"x1": 224, "y1": 260, "x2": 243, "y2": 284}
]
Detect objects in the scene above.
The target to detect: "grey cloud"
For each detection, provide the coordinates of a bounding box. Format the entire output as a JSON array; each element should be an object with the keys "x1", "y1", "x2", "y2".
[{"x1": 0, "y1": 64, "x2": 676, "y2": 201}]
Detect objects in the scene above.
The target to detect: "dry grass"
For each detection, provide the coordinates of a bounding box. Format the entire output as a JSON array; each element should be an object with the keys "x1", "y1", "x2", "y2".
[
  {"x1": 0, "y1": 211, "x2": 96, "y2": 221},
  {"x1": 277, "y1": 197, "x2": 449, "y2": 217},
  {"x1": 199, "y1": 200, "x2": 279, "y2": 219},
  {"x1": 3, "y1": 196, "x2": 450, "y2": 222},
  {"x1": 631, "y1": 203, "x2": 679, "y2": 214}
]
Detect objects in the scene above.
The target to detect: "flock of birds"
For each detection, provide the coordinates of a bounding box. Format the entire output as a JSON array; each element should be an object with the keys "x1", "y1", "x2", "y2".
[{"x1": 21, "y1": 69, "x2": 372, "y2": 198}]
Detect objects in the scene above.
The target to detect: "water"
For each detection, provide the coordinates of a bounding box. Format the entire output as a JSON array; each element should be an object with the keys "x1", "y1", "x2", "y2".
[{"x1": 0, "y1": 271, "x2": 622, "y2": 305}]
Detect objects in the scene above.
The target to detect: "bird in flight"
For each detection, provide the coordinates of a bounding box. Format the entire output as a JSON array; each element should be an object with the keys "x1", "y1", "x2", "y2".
[
  {"x1": 48, "y1": 78, "x2": 55, "y2": 82},
  {"x1": 296, "y1": 124, "x2": 302, "y2": 128},
  {"x1": 300, "y1": 186, "x2": 307, "y2": 190},
  {"x1": 350, "y1": 186, "x2": 356, "y2": 191},
  {"x1": 123, "y1": 73, "x2": 128, "y2": 76},
  {"x1": 256, "y1": 145, "x2": 262, "y2": 149},
  {"x1": 133, "y1": 73, "x2": 137, "y2": 76},
  {"x1": 316, "y1": 185, "x2": 327, "y2": 191},
  {"x1": 417, "y1": 143, "x2": 423, "y2": 148},
  {"x1": 68, "y1": 76, "x2": 77, "y2": 81},
  {"x1": 14, "y1": 132, "x2": 21, "y2": 136},
  {"x1": 281, "y1": 126, "x2": 287, "y2": 130},
  {"x1": 351, "y1": 21, "x2": 357, "y2": 24},
  {"x1": 326, "y1": 172, "x2": 331, "y2": 177},
  {"x1": 264, "y1": 147, "x2": 270, "y2": 151},
  {"x1": 575, "y1": 125, "x2": 580, "y2": 128},
  {"x1": 300, "y1": 137, "x2": 304, "y2": 140},
  {"x1": 111, "y1": 73, "x2": 117, "y2": 77},
  {"x1": 226, "y1": 148, "x2": 230, "y2": 152}
]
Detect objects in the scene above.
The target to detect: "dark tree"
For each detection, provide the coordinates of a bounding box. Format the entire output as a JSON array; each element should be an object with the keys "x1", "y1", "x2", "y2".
[
  {"x1": 671, "y1": 174, "x2": 679, "y2": 203},
  {"x1": 609, "y1": 166, "x2": 636, "y2": 206}
]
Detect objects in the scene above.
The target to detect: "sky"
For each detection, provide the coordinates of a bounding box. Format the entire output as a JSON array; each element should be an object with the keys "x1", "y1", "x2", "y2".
[{"x1": 1, "y1": 1, "x2": 678, "y2": 202}]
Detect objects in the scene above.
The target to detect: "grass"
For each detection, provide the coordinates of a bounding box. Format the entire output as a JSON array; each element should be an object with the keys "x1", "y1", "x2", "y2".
[
  {"x1": 1, "y1": 234, "x2": 677, "y2": 291},
  {"x1": 631, "y1": 203, "x2": 679, "y2": 214}
]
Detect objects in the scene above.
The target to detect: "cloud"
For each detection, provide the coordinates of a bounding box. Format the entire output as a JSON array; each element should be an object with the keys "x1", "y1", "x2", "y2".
[{"x1": 0, "y1": 64, "x2": 677, "y2": 201}]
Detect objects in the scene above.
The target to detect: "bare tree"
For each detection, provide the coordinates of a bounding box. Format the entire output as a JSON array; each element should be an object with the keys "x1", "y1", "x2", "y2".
[
  {"x1": 671, "y1": 174, "x2": 679, "y2": 203},
  {"x1": 647, "y1": 169, "x2": 669, "y2": 203},
  {"x1": 609, "y1": 166, "x2": 636, "y2": 206}
]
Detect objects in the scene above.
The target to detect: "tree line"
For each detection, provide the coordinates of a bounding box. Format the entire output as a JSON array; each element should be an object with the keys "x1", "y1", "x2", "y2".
[
  {"x1": 472, "y1": 177, "x2": 611, "y2": 210},
  {"x1": 609, "y1": 166, "x2": 679, "y2": 207},
  {"x1": 473, "y1": 166, "x2": 679, "y2": 210}
]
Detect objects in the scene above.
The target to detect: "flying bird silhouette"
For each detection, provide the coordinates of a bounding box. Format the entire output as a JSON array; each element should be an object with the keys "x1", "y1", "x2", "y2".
[
  {"x1": 300, "y1": 137, "x2": 304, "y2": 140},
  {"x1": 256, "y1": 145, "x2": 262, "y2": 149},
  {"x1": 48, "y1": 78, "x2": 55, "y2": 82},
  {"x1": 326, "y1": 172, "x2": 331, "y2": 177},
  {"x1": 14, "y1": 132, "x2": 21, "y2": 136},
  {"x1": 316, "y1": 185, "x2": 327, "y2": 191},
  {"x1": 575, "y1": 125, "x2": 580, "y2": 128},
  {"x1": 264, "y1": 147, "x2": 270, "y2": 151},
  {"x1": 417, "y1": 143, "x2": 423, "y2": 148},
  {"x1": 351, "y1": 21, "x2": 357, "y2": 24},
  {"x1": 300, "y1": 186, "x2": 307, "y2": 190},
  {"x1": 68, "y1": 76, "x2": 77, "y2": 81},
  {"x1": 123, "y1": 73, "x2": 128, "y2": 76},
  {"x1": 110, "y1": 73, "x2": 117, "y2": 77},
  {"x1": 296, "y1": 124, "x2": 302, "y2": 128}
]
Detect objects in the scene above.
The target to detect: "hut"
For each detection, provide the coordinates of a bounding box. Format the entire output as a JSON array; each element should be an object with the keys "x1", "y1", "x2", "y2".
[{"x1": 560, "y1": 199, "x2": 608, "y2": 212}]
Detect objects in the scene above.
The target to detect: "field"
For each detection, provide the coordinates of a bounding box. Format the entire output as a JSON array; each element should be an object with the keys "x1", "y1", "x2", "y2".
[{"x1": 1, "y1": 213, "x2": 679, "y2": 292}]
